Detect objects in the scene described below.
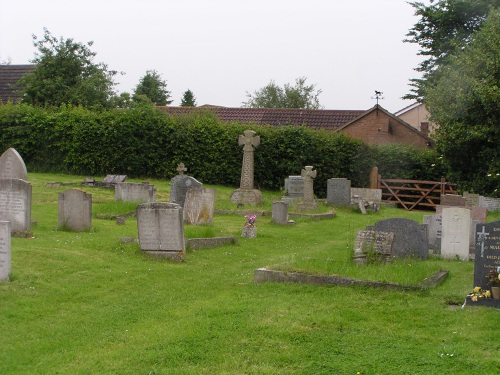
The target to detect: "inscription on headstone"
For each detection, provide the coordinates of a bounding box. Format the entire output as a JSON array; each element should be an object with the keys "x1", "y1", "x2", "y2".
[
  {"x1": 0, "y1": 178, "x2": 32, "y2": 232},
  {"x1": 58, "y1": 189, "x2": 92, "y2": 232},
  {"x1": 183, "y1": 187, "x2": 215, "y2": 225},
  {"x1": 284, "y1": 176, "x2": 304, "y2": 198},
  {"x1": 353, "y1": 230, "x2": 394, "y2": 256},
  {"x1": 479, "y1": 196, "x2": 500, "y2": 212},
  {"x1": 0, "y1": 221, "x2": 11, "y2": 281},
  {"x1": 441, "y1": 207, "x2": 470, "y2": 261},
  {"x1": 473, "y1": 221, "x2": 500, "y2": 290},
  {"x1": 327, "y1": 178, "x2": 351, "y2": 206},
  {"x1": 0, "y1": 148, "x2": 28, "y2": 180},
  {"x1": 136, "y1": 203, "x2": 185, "y2": 259}
]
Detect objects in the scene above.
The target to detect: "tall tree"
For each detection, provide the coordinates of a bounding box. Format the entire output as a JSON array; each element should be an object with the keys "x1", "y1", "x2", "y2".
[
  {"x1": 18, "y1": 28, "x2": 117, "y2": 108},
  {"x1": 426, "y1": 10, "x2": 500, "y2": 195},
  {"x1": 180, "y1": 89, "x2": 197, "y2": 106},
  {"x1": 243, "y1": 77, "x2": 322, "y2": 109},
  {"x1": 404, "y1": 0, "x2": 497, "y2": 100},
  {"x1": 133, "y1": 70, "x2": 172, "y2": 106}
]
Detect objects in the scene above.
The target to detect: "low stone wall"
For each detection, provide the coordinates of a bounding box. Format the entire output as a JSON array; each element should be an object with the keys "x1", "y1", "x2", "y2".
[{"x1": 187, "y1": 236, "x2": 236, "y2": 251}]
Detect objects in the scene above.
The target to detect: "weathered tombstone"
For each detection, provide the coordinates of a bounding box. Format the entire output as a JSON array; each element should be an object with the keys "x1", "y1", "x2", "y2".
[
  {"x1": 479, "y1": 196, "x2": 500, "y2": 212},
  {"x1": 136, "y1": 202, "x2": 185, "y2": 259},
  {"x1": 0, "y1": 148, "x2": 28, "y2": 180},
  {"x1": 463, "y1": 192, "x2": 480, "y2": 207},
  {"x1": 327, "y1": 178, "x2": 351, "y2": 206},
  {"x1": 436, "y1": 205, "x2": 487, "y2": 224},
  {"x1": 272, "y1": 201, "x2": 289, "y2": 225},
  {"x1": 0, "y1": 221, "x2": 11, "y2": 281},
  {"x1": 58, "y1": 189, "x2": 92, "y2": 231},
  {"x1": 351, "y1": 188, "x2": 382, "y2": 212},
  {"x1": 440, "y1": 194, "x2": 466, "y2": 207},
  {"x1": 474, "y1": 221, "x2": 500, "y2": 290},
  {"x1": 170, "y1": 174, "x2": 202, "y2": 208},
  {"x1": 369, "y1": 218, "x2": 428, "y2": 259},
  {"x1": 441, "y1": 207, "x2": 471, "y2": 261},
  {"x1": 0, "y1": 178, "x2": 32, "y2": 232},
  {"x1": 230, "y1": 130, "x2": 262, "y2": 205},
  {"x1": 115, "y1": 182, "x2": 156, "y2": 203},
  {"x1": 284, "y1": 176, "x2": 304, "y2": 198},
  {"x1": 353, "y1": 230, "x2": 394, "y2": 258},
  {"x1": 295, "y1": 166, "x2": 317, "y2": 211},
  {"x1": 183, "y1": 187, "x2": 215, "y2": 225},
  {"x1": 423, "y1": 214, "x2": 442, "y2": 254}
]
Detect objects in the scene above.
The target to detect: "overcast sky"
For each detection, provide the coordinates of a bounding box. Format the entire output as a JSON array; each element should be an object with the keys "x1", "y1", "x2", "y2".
[{"x1": 0, "y1": 0, "x2": 430, "y2": 112}]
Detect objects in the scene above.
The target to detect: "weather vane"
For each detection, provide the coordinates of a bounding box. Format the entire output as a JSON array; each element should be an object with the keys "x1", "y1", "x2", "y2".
[{"x1": 372, "y1": 90, "x2": 384, "y2": 105}]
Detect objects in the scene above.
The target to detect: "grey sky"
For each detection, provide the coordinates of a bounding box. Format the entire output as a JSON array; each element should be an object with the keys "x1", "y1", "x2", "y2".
[{"x1": 0, "y1": 0, "x2": 429, "y2": 112}]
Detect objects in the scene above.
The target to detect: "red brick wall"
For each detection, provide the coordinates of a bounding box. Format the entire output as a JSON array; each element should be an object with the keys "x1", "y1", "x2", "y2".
[{"x1": 340, "y1": 109, "x2": 430, "y2": 149}]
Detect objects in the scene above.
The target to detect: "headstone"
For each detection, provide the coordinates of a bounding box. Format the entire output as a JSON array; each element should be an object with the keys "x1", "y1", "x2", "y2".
[
  {"x1": 351, "y1": 188, "x2": 382, "y2": 212},
  {"x1": 0, "y1": 148, "x2": 28, "y2": 180},
  {"x1": 230, "y1": 130, "x2": 262, "y2": 205},
  {"x1": 436, "y1": 205, "x2": 487, "y2": 223},
  {"x1": 115, "y1": 182, "x2": 156, "y2": 203},
  {"x1": 58, "y1": 189, "x2": 92, "y2": 232},
  {"x1": 353, "y1": 230, "x2": 394, "y2": 256},
  {"x1": 136, "y1": 202, "x2": 185, "y2": 259},
  {"x1": 0, "y1": 178, "x2": 32, "y2": 232},
  {"x1": 479, "y1": 196, "x2": 500, "y2": 212},
  {"x1": 170, "y1": 174, "x2": 202, "y2": 208},
  {"x1": 0, "y1": 221, "x2": 11, "y2": 281},
  {"x1": 473, "y1": 221, "x2": 500, "y2": 290},
  {"x1": 327, "y1": 178, "x2": 351, "y2": 206},
  {"x1": 103, "y1": 175, "x2": 127, "y2": 184},
  {"x1": 183, "y1": 187, "x2": 215, "y2": 225},
  {"x1": 441, "y1": 207, "x2": 471, "y2": 260},
  {"x1": 423, "y1": 214, "x2": 442, "y2": 254},
  {"x1": 272, "y1": 201, "x2": 289, "y2": 225},
  {"x1": 301, "y1": 166, "x2": 316, "y2": 203},
  {"x1": 284, "y1": 176, "x2": 304, "y2": 198},
  {"x1": 370, "y1": 218, "x2": 428, "y2": 259},
  {"x1": 463, "y1": 192, "x2": 480, "y2": 207},
  {"x1": 440, "y1": 194, "x2": 466, "y2": 207}
]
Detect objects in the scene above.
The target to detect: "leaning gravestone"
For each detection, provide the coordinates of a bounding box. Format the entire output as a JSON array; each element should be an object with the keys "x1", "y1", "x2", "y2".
[
  {"x1": 115, "y1": 182, "x2": 156, "y2": 203},
  {"x1": 327, "y1": 178, "x2": 351, "y2": 206},
  {"x1": 0, "y1": 148, "x2": 28, "y2": 180},
  {"x1": 272, "y1": 201, "x2": 289, "y2": 225},
  {"x1": 474, "y1": 221, "x2": 500, "y2": 290},
  {"x1": 136, "y1": 203, "x2": 185, "y2": 259},
  {"x1": 441, "y1": 207, "x2": 470, "y2": 261},
  {"x1": 423, "y1": 214, "x2": 442, "y2": 254},
  {"x1": 58, "y1": 189, "x2": 92, "y2": 231},
  {"x1": 0, "y1": 221, "x2": 11, "y2": 281},
  {"x1": 170, "y1": 174, "x2": 202, "y2": 208},
  {"x1": 0, "y1": 179, "x2": 32, "y2": 232},
  {"x1": 183, "y1": 187, "x2": 215, "y2": 225},
  {"x1": 369, "y1": 218, "x2": 428, "y2": 259}
]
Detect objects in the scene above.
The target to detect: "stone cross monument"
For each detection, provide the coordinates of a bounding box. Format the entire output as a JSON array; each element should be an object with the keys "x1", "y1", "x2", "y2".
[
  {"x1": 296, "y1": 165, "x2": 317, "y2": 211},
  {"x1": 230, "y1": 130, "x2": 262, "y2": 205}
]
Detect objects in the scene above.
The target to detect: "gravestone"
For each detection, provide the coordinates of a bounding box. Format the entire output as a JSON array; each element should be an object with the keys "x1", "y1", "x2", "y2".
[
  {"x1": 436, "y1": 205, "x2": 487, "y2": 224},
  {"x1": 115, "y1": 182, "x2": 156, "y2": 203},
  {"x1": 440, "y1": 194, "x2": 466, "y2": 207},
  {"x1": 0, "y1": 148, "x2": 28, "y2": 180},
  {"x1": 183, "y1": 187, "x2": 215, "y2": 225},
  {"x1": 284, "y1": 176, "x2": 304, "y2": 198},
  {"x1": 295, "y1": 166, "x2": 317, "y2": 211},
  {"x1": 230, "y1": 130, "x2": 262, "y2": 205},
  {"x1": 351, "y1": 188, "x2": 382, "y2": 212},
  {"x1": 327, "y1": 178, "x2": 351, "y2": 206},
  {"x1": 463, "y1": 192, "x2": 480, "y2": 207},
  {"x1": 369, "y1": 218, "x2": 428, "y2": 259},
  {"x1": 479, "y1": 196, "x2": 500, "y2": 212},
  {"x1": 474, "y1": 221, "x2": 500, "y2": 290},
  {"x1": 0, "y1": 221, "x2": 11, "y2": 281},
  {"x1": 441, "y1": 207, "x2": 470, "y2": 260},
  {"x1": 58, "y1": 189, "x2": 92, "y2": 231},
  {"x1": 136, "y1": 202, "x2": 185, "y2": 259},
  {"x1": 0, "y1": 178, "x2": 32, "y2": 232},
  {"x1": 272, "y1": 201, "x2": 289, "y2": 225},
  {"x1": 353, "y1": 230, "x2": 394, "y2": 256},
  {"x1": 170, "y1": 174, "x2": 202, "y2": 208},
  {"x1": 423, "y1": 214, "x2": 442, "y2": 254}
]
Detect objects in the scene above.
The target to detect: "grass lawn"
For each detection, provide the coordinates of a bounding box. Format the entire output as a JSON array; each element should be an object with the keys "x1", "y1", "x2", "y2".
[{"x1": 1, "y1": 173, "x2": 499, "y2": 374}]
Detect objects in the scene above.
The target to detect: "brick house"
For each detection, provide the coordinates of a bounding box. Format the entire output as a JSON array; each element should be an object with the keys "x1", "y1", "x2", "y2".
[
  {"x1": 158, "y1": 105, "x2": 433, "y2": 149},
  {"x1": 0, "y1": 64, "x2": 35, "y2": 103}
]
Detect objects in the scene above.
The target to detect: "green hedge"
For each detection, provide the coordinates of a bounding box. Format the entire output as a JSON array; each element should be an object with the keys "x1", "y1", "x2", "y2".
[{"x1": 0, "y1": 103, "x2": 447, "y2": 198}]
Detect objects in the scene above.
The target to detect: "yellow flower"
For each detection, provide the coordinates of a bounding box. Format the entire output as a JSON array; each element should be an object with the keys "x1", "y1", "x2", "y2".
[
  {"x1": 473, "y1": 286, "x2": 481, "y2": 293},
  {"x1": 472, "y1": 295, "x2": 478, "y2": 302},
  {"x1": 485, "y1": 290, "x2": 491, "y2": 298}
]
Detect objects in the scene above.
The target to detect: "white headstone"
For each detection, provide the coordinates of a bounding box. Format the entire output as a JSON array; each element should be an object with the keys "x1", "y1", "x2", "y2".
[
  {"x1": 0, "y1": 148, "x2": 28, "y2": 180},
  {"x1": 441, "y1": 207, "x2": 471, "y2": 260},
  {"x1": 0, "y1": 221, "x2": 11, "y2": 281},
  {"x1": 0, "y1": 178, "x2": 32, "y2": 232}
]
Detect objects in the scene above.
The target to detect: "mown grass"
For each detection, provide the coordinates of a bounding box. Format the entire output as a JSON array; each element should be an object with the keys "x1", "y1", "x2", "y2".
[{"x1": 1, "y1": 173, "x2": 499, "y2": 375}]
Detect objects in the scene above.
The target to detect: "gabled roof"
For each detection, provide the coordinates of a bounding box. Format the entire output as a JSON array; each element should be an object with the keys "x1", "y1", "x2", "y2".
[
  {"x1": 0, "y1": 64, "x2": 35, "y2": 103},
  {"x1": 394, "y1": 102, "x2": 424, "y2": 116},
  {"x1": 158, "y1": 106, "x2": 366, "y2": 131}
]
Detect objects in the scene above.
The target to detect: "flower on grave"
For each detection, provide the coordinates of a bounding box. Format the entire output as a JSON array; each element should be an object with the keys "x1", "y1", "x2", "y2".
[
  {"x1": 244, "y1": 214, "x2": 257, "y2": 228},
  {"x1": 468, "y1": 286, "x2": 491, "y2": 302},
  {"x1": 486, "y1": 269, "x2": 500, "y2": 287}
]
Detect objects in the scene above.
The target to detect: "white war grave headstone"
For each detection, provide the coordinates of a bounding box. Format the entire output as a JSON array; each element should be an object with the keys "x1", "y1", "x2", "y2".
[
  {"x1": 441, "y1": 207, "x2": 471, "y2": 261},
  {"x1": 0, "y1": 221, "x2": 11, "y2": 281},
  {"x1": 136, "y1": 202, "x2": 186, "y2": 260},
  {"x1": 230, "y1": 130, "x2": 262, "y2": 205},
  {"x1": 58, "y1": 189, "x2": 92, "y2": 231}
]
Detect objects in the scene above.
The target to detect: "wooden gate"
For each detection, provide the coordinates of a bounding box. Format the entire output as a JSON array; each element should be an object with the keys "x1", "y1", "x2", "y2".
[{"x1": 377, "y1": 177, "x2": 456, "y2": 211}]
